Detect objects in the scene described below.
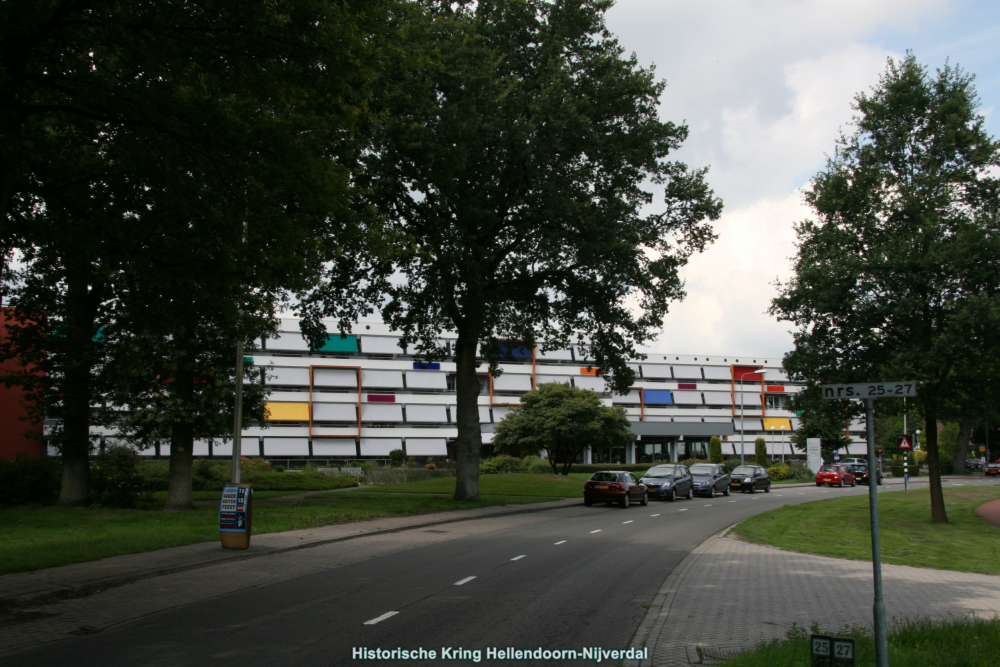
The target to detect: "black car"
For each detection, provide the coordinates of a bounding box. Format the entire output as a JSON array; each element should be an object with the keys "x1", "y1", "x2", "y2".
[
  {"x1": 729, "y1": 465, "x2": 770, "y2": 493},
  {"x1": 689, "y1": 463, "x2": 731, "y2": 497},
  {"x1": 847, "y1": 464, "x2": 883, "y2": 485},
  {"x1": 639, "y1": 464, "x2": 694, "y2": 502}
]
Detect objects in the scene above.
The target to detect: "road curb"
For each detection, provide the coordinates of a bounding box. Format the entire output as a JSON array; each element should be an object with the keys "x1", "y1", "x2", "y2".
[{"x1": 2, "y1": 497, "x2": 581, "y2": 607}]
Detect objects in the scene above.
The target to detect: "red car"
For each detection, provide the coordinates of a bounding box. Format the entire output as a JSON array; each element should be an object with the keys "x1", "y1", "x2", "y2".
[
  {"x1": 986, "y1": 462, "x2": 1000, "y2": 477},
  {"x1": 584, "y1": 471, "x2": 648, "y2": 508},
  {"x1": 815, "y1": 464, "x2": 856, "y2": 487}
]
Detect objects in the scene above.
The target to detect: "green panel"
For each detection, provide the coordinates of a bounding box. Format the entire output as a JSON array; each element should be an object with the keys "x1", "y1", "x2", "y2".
[{"x1": 319, "y1": 334, "x2": 358, "y2": 353}]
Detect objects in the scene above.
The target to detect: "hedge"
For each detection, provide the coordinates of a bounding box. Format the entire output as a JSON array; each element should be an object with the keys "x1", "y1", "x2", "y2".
[{"x1": 568, "y1": 463, "x2": 658, "y2": 474}]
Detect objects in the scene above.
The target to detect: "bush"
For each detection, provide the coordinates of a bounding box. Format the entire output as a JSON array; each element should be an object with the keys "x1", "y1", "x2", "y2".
[
  {"x1": 242, "y1": 470, "x2": 357, "y2": 491},
  {"x1": 480, "y1": 455, "x2": 519, "y2": 474},
  {"x1": 939, "y1": 461, "x2": 954, "y2": 475},
  {"x1": 787, "y1": 461, "x2": 815, "y2": 481},
  {"x1": 273, "y1": 465, "x2": 286, "y2": 473},
  {"x1": 571, "y1": 463, "x2": 654, "y2": 474},
  {"x1": 90, "y1": 445, "x2": 147, "y2": 508},
  {"x1": 723, "y1": 458, "x2": 743, "y2": 472},
  {"x1": 519, "y1": 455, "x2": 552, "y2": 474},
  {"x1": 754, "y1": 438, "x2": 770, "y2": 467},
  {"x1": 709, "y1": 436, "x2": 723, "y2": 464},
  {"x1": 767, "y1": 463, "x2": 790, "y2": 481},
  {"x1": 240, "y1": 456, "x2": 272, "y2": 472},
  {"x1": 192, "y1": 459, "x2": 228, "y2": 491},
  {"x1": 0, "y1": 453, "x2": 62, "y2": 505},
  {"x1": 389, "y1": 449, "x2": 406, "y2": 467},
  {"x1": 425, "y1": 463, "x2": 437, "y2": 470}
]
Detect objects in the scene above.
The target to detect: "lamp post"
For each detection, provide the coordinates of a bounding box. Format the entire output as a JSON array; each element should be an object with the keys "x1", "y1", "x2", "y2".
[
  {"x1": 770, "y1": 426, "x2": 776, "y2": 464},
  {"x1": 739, "y1": 368, "x2": 769, "y2": 465},
  {"x1": 780, "y1": 424, "x2": 787, "y2": 462}
]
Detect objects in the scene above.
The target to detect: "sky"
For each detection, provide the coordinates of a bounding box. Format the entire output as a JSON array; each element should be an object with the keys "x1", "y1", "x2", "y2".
[{"x1": 605, "y1": 0, "x2": 1000, "y2": 359}]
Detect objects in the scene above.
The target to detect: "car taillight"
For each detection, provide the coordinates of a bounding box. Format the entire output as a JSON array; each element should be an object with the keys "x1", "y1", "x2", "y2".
[{"x1": 609, "y1": 483, "x2": 623, "y2": 490}]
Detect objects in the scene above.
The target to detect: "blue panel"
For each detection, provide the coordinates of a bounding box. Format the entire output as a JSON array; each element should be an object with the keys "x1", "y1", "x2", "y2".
[
  {"x1": 643, "y1": 390, "x2": 674, "y2": 405},
  {"x1": 412, "y1": 362, "x2": 441, "y2": 370},
  {"x1": 498, "y1": 341, "x2": 533, "y2": 360}
]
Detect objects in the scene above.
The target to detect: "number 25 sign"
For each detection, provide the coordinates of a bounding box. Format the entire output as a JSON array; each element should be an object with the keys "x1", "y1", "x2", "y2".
[{"x1": 822, "y1": 382, "x2": 916, "y2": 399}]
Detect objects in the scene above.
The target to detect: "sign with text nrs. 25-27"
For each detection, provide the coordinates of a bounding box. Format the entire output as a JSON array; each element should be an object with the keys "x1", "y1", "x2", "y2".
[
  {"x1": 219, "y1": 485, "x2": 250, "y2": 533},
  {"x1": 822, "y1": 382, "x2": 916, "y2": 400}
]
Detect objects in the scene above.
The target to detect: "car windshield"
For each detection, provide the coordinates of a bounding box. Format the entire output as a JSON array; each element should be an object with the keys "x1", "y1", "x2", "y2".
[
  {"x1": 690, "y1": 465, "x2": 715, "y2": 476},
  {"x1": 589, "y1": 472, "x2": 619, "y2": 482},
  {"x1": 731, "y1": 466, "x2": 755, "y2": 476},
  {"x1": 643, "y1": 466, "x2": 676, "y2": 478},
  {"x1": 820, "y1": 466, "x2": 839, "y2": 472}
]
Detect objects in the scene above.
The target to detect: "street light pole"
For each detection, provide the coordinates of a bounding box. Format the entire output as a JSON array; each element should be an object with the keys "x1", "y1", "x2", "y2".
[
  {"x1": 739, "y1": 368, "x2": 769, "y2": 465},
  {"x1": 780, "y1": 425, "x2": 786, "y2": 462},
  {"x1": 865, "y1": 398, "x2": 889, "y2": 667}
]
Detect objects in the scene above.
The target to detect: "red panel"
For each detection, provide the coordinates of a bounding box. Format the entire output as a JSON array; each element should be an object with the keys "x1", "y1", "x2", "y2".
[
  {"x1": 677, "y1": 383, "x2": 697, "y2": 390},
  {"x1": 732, "y1": 365, "x2": 763, "y2": 381},
  {"x1": 0, "y1": 309, "x2": 44, "y2": 459},
  {"x1": 367, "y1": 394, "x2": 396, "y2": 403},
  {"x1": 766, "y1": 386, "x2": 785, "y2": 392}
]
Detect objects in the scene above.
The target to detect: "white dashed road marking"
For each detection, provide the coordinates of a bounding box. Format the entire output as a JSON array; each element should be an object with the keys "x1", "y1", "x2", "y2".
[
  {"x1": 623, "y1": 520, "x2": 633, "y2": 524},
  {"x1": 554, "y1": 540, "x2": 567, "y2": 545},
  {"x1": 590, "y1": 530, "x2": 602, "y2": 534},
  {"x1": 678, "y1": 509, "x2": 688, "y2": 512},
  {"x1": 729, "y1": 501, "x2": 737, "y2": 503},
  {"x1": 364, "y1": 611, "x2": 398, "y2": 626},
  {"x1": 510, "y1": 555, "x2": 526, "y2": 561},
  {"x1": 454, "y1": 576, "x2": 476, "y2": 586},
  {"x1": 705, "y1": 504, "x2": 713, "y2": 507},
  {"x1": 650, "y1": 514, "x2": 660, "y2": 517}
]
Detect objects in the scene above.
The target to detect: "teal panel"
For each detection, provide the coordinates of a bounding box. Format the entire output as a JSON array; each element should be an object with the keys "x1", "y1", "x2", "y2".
[{"x1": 319, "y1": 334, "x2": 358, "y2": 353}]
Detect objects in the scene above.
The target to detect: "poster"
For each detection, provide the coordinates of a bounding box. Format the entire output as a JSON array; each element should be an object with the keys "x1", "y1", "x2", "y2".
[{"x1": 219, "y1": 485, "x2": 250, "y2": 533}]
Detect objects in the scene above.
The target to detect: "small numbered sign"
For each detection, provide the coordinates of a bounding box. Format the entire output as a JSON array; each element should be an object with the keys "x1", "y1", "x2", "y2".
[
  {"x1": 811, "y1": 634, "x2": 855, "y2": 666},
  {"x1": 822, "y1": 382, "x2": 916, "y2": 399},
  {"x1": 833, "y1": 637, "x2": 855, "y2": 664}
]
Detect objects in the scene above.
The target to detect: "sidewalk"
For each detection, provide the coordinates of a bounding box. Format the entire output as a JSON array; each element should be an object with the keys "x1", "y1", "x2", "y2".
[
  {"x1": 627, "y1": 526, "x2": 1000, "y2": 666},
  {"x1": 0, "y1": 497, "x2": 579, "y2": 606}
]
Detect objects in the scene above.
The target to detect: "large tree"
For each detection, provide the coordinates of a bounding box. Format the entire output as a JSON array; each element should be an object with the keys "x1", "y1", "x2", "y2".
[
  {"x1": 302, "y1": 0, "x2": 721, "y2": 501},
  {"x1": 493, "y1": 382, "x2": 632, "y2": 474},
  {"x1": 771, "y1": 53, "x2": 1000, "y2": 523}
]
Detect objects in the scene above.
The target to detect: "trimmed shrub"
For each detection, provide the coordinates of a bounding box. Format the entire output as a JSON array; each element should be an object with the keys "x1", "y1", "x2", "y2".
[
  {"x1": 709, "y1": 436, "x2": 723, "y2": 464},
  {"x1": 480, "y1": 455, "x2": 519, "y2": 474},
  {"x1": 754, "y1": 438, "x2": 771, "y2": 467},
  {"x1": 388, "y1": 449, "x2": 406, "y2": 467},
  {"x1": 767, "y1": 463, "x2": 790, "y2": 481},
  {"x1": 787, "y1": 461, "x2": 814, "y2": 481},
  {"x1": 723, "y1": 458, "x2": 742, "y2": 472},
  {"x1": 90, "y1": 445, "x2": 147, "y2": 508},
  {"x1": 0, "y1": 453, "x2": 62, "y2": 505},
  {"x1": 680, "y1": 458, "x2": 710, "y2": 468},
  {"x1": 240, "y1": 456, "x2": 272, "y2": 472},
  {"x1": 571, "y1": 463, "x2": 654, "y2": 474}
]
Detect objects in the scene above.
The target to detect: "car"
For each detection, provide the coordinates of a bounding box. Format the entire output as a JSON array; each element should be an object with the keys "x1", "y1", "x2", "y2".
[
  {"x1": 839, "y1": 457, "x2": 868, "y2": 466},
  {"x1": 967, "y1": 459, "x2": 984, "y2": 471},
  {"x1": 846, "y1": 463, "x2": 882, "y2": 485},
  {"x1": 584, "y1": 471, "x2": 648, "y2": 508},
  {"x1": 729, "y1": 465, "x2": 770, "y2": 493},
  {"x1": 816, "y1": 464, "x2": 856, "y2": 487},
  {"x1": 986, "y1": 462, "x2": 1000, "y2": 477},
  {"x1": 689, "y1": 463, "x2": 731, "y2": 497},
  {"x1": 639, "y1": 464, "x2": 694, "y2": 502}
]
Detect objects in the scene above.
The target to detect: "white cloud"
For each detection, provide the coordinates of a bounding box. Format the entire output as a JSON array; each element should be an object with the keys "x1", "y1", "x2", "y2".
[{"x1": 607, "y1": 0, "x2": 952, "y2": 358}]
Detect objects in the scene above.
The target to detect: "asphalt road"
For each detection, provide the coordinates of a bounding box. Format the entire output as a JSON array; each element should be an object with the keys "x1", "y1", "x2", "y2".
[{"x1": 7, "y1": 478, "x2": 994, "y2": 666}]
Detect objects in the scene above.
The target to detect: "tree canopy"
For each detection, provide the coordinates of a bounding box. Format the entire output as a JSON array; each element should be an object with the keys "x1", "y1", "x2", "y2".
[
  {"x1": 302, "y1": 0, "x2": 721, "y2": 501},
  {"x1": 492, "y1": 382, "x2": 632, "y2": 475},
  {"x1": 771, "y1": 53, "x2": 1000, "y2": 523}
]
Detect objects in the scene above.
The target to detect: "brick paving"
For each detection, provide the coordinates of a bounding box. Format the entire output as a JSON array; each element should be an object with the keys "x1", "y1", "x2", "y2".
[{"x1": 627, "y1": 527, "x2": 1000, "y2": 666}]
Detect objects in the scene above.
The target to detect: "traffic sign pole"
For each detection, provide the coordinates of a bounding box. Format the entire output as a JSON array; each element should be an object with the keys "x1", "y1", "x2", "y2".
[{"x1": 865, "y1": 398, "x2": 889, "y2": 667}]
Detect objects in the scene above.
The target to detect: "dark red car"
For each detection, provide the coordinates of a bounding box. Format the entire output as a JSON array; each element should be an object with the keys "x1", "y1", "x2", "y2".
[
  {"x1": 584, "y1": 471, "x2": 648, "y2": 508},
  {"x1": 986, "y1": 462, "x2": 1000, "y2": 477},
  {"x1": 816, "y1": 464, "x2": 856, "y2": 487}
]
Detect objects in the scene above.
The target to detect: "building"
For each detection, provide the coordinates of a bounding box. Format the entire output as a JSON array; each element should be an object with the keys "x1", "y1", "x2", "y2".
[
  {"x1": 0, "y1": 308, "x2": 44, "y2": 460},
  {"x1": 87, "y1": 319, "x2": 868, "y2": 464}
]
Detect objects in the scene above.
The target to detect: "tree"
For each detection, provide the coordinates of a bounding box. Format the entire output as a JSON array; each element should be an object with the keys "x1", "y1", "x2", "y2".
[
  {"x1": 493, "y1": 382, "x2": 632, "y2": 475},
  {"x1": 303, "y1": 0, "x2": 721, "y2": 501},
  {"x1": 787, "y1": 385, "x2": 853, "y2": 462},
  {"x1": 709, "y1": 436, "x2": 723, "y2": 464},
  {"x1": 771, "y1": 53, "x2": 1000, "y2": 522},
  {"x1": 754, "y1": 438, "x2": 770, "y2": 467}
]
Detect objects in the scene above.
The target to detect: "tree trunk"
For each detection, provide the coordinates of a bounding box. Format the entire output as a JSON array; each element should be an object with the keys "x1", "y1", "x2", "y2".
[
  {"x1": 453, "y1": 329, "x2": 482, "y2": 502},
  {"x1": 951, "y1": 415, "x2": 973, "y2": 475},
  {"x1": 165, "y1": 353, "x2": 196, "y2": 510},
  {"x1": 923, "y1": 401, "x2": 948, "y2": 523},
  {"x1": 56, "y1": 270, "x2": 100, "y2": 506}
]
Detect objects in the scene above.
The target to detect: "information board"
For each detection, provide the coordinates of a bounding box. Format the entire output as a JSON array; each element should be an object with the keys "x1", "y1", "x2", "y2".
[
  {"x1": 807, "y1": 438, "x2": 822, "y2": 475},
  {"x1": 219, "y1": 485, "x2": 250, "y2": 533},
  {"x1": 821, "y1": 382, "x2": 916, "y2": 399}
]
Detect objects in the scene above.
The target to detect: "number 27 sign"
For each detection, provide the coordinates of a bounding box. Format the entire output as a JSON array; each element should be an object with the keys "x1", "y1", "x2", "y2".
[{"x1": 822, "y1": 382, "x2": 916, "y2": 399}]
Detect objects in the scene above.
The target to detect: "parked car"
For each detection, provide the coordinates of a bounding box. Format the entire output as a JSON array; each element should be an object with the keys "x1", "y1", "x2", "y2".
[
  {"x1": 967, "y1": 459, "x2": 984, "y2": 471},
  {"x1": 846, "y1": 463, "x2": 883, "y2": 486},
  {"x1": 986, "y1": 462, "x2": 1000, "y2": 477},
  {"x1": 639, "y1": 464, "x2": 694, "y2": 502},
  {"x1": 729, "y1": 465, "x2": 770, "y2": 493},
  {"x1": 584, "y1": 471, "x2": 648, "y2": 508},
  {"x1": 689, "y1": 463, "x2": 731, "y2": 497},
  {"x1": 839, "y1": 457, "x2": 868, "y2": 466},
  {"x1": 816, "y1": 464, "x2": 856, "y2": 487}
]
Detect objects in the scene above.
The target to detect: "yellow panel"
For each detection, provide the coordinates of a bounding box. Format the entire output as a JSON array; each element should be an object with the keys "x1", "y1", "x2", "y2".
[
  {"x1": 265, "y1": 402, "x2": 310, "y2": 421},
  {"x1": 762, "y1": 417, "x2": 792, "y2": 431}
]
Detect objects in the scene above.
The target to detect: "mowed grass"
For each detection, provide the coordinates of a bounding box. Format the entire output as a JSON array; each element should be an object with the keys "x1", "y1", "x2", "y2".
[
  {"x1": 0, "y1": 492, "x2": 551, "y2": 575},
  {"x1": 720, "y1": 616, "x2": 1000, "y2": 667},
  {"x1": 358, "y1": 473, "x2": 586, "y2": 497},
  {"x1": 733, "y1": 486, "x2": 1000, "y2": 575}
]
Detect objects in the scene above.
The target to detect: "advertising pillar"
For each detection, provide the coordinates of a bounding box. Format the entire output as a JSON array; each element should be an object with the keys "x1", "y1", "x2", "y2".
[{"x1": 219, "y1": 483, "x2": 253, "y2": 549}]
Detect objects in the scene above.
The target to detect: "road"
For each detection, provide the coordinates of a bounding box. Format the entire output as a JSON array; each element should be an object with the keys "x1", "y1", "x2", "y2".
[{"x1": 5, "y1": 478, "x2": 994, "y2": 666}]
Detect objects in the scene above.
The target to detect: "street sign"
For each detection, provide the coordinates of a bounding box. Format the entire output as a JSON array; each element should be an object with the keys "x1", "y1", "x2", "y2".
[
  {"x1": 981, "y1": 446, "x2": 986, "y2": 452},
  {"x1": 822, "y1": 382, "x2": 916, "y2": 399},
  {"x1": 896, "y1": 434, "x2": 914, "y2": 450},
  {"x1": 811, "y1": 634, "x2": 856, "y2": 666}
]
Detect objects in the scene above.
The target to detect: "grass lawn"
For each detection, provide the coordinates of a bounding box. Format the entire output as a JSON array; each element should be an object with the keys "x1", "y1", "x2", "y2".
[
  {"x1": 733, "y1": 486, "x2": 1000, "y2": 575},
  {"x1": 719, "y1": 616, "x2": 1000, "y2": 667},
  {"x1": 359, "y1": 473, "x2": 585, "y2": 497},
  {"x1": 0, "y1": 492, "x2": 551, "y2": 575}
]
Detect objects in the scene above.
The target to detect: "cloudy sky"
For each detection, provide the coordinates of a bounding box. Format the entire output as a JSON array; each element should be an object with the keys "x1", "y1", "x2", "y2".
[{"x1": 607, "y1": 0, "x2": 1000, "y2": 359}]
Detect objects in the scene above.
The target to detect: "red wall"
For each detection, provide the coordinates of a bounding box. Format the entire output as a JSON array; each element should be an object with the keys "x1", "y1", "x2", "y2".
[{"x1": 0, "y1": 309, "x2": 44, "y2": 459}]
